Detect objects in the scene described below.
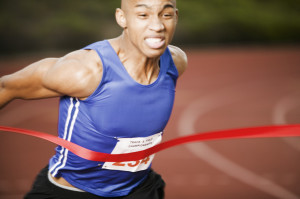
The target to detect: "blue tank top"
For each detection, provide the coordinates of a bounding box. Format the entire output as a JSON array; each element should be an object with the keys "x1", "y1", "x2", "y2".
[{"x1": 49, "y1": 40, "x2": 178, "y2": 197}]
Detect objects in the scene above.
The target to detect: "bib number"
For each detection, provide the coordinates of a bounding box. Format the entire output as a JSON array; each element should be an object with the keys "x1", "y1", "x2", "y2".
[{"x1": 102, "y1": 132, "x2": 162, "y2": 172}]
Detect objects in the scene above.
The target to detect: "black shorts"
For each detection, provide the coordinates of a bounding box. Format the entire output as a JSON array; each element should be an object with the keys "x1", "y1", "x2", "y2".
[{"x1": 24, "y1": 166, "x2": 165, "y2": 199}]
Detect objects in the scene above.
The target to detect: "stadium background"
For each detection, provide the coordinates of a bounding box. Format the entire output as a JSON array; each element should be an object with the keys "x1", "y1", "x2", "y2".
[{"x1": 0, "y1": 1, "x2": 299, "y2": 198}]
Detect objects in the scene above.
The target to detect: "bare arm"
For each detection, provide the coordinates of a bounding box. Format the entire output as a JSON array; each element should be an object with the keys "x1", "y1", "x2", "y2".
[
  {"x1": 169, "y1": 45, "x2": 188, "y2": 77},
  {"x1": 0, "y1": 49, "x2": 102, "y2": 109},
  {"x1": 0, "y1": 58, "x2": 61, "y2": 108}
]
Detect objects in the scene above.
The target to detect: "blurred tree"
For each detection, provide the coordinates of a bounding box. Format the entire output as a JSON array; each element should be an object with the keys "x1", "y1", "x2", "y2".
[
  {"x1": 0, "y1": 0, "x2": 121, "y2": 54},
  {"x1": 176, "y1": 0, "x2": 300, "y2": 46},
  {"x1": 0, "y1": 0, "x2": 299, "y2": 54}
]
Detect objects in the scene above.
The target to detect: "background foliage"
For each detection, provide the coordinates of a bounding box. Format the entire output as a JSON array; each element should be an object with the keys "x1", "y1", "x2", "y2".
[{"x1": 0, "y1": 0, "x2": 299, "y2": 54}]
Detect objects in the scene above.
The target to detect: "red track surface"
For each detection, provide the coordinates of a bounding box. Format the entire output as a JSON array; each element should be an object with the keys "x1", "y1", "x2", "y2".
[{"x1": 1, "y1": 46, "x2": 300, "y2": 199}]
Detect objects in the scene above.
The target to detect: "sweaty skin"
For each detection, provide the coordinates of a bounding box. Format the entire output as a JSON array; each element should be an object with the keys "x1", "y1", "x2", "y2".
[{"x1": 0, "y1": 0, "x2": 187, "y2": 189}]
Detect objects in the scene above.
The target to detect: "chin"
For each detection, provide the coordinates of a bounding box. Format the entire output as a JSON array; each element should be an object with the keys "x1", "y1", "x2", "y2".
[{"x1": 144, "y1": 47, "x2": 168, "y2": 58}]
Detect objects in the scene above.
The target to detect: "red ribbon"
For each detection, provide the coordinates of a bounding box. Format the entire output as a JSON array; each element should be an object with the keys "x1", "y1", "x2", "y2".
[{"x1": 0, "y1": 125, "x2": 300, "y2": 162}]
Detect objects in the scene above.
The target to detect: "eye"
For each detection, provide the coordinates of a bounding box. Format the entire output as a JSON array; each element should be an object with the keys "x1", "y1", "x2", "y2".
[
  {"x1": 162, "y1": 12, "x2": 174, "y2": 19},
  {"x1": 137, "y1": 13, "x2": 148, "y2": 19}
]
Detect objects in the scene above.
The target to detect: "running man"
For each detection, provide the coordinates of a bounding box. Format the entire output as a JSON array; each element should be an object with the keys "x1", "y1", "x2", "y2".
[{"x1": 0, "y1": 0, "x2": 187, "y2": 198}]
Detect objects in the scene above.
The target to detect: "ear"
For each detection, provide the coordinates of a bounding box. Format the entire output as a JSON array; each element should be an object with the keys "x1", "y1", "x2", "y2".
[
  {"x1": 175, "y1": 9, "x2": 179, "y2": 24},
  {"x1": 115, "y1": 8, "x2": 127, "y2": 29}
]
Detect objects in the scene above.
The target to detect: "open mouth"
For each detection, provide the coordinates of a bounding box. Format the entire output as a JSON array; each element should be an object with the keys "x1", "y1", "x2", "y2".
[{"x1": 145, "y1": 37, "x2": 166, "y2": 49}]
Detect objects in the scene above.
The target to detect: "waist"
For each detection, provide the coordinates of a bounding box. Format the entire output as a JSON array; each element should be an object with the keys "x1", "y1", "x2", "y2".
[{"x1": 48, "y1": 172, "x2": 84, "y2": 192}]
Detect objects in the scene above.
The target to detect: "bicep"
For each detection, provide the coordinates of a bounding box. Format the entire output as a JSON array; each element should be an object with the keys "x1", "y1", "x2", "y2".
[
  {"x1": 43, "y1": 58, "x2": 87, "y2": 98},
  {"x1": 43, "y1": 50, "x2": 102, "y2": 99}
]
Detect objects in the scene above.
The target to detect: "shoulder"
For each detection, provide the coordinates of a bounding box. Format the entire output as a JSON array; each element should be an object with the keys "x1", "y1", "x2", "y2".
[
  {"x1": 58, "y1": 49, "x2": 101, "y2": 73},
  {"x1": 43, "y1": 49, "x2": 103, "y2": 99},
  {"x1": 168, "y1": 45, "x2": 188, "y2": 77}
]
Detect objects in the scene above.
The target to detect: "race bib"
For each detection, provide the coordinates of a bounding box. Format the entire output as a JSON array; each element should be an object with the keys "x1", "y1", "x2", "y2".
[{"x1": 102, "y1": 132, "x2": 162, "y2": 172}]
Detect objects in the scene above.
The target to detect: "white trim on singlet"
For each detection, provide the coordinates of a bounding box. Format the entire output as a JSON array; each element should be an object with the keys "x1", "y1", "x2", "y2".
[{"x1": 50, "y1": 98, "x2": 80, "y2": 176}]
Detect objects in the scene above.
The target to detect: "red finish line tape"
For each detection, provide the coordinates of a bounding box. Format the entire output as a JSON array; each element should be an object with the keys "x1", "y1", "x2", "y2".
[{"x1": 1, "y1": 125, "x2": 300, "y2": 162}]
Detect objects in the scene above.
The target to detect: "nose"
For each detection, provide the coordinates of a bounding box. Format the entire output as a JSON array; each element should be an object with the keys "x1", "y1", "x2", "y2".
[{"x1": 149, "y1": 16, "x2": 165, "y2": 32}]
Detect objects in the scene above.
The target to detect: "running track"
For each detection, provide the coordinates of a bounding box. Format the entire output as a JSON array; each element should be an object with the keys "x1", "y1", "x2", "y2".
[{"x1": 0, "y1": 47, "x2": 299, "y2": 199}]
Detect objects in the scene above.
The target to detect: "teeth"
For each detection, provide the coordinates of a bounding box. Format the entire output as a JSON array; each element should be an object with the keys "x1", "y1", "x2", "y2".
[
  {"x1": 145, "y1": 37, "x2": 165, "y2": 49},
  {"x1": 146, "y1": 38, "x2": 162, "y2": 43}
]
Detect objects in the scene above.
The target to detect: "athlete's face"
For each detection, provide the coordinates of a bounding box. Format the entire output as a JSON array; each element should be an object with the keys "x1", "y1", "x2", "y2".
[{"x1": 117, "y1": 0, "x2": 178, "y2": 58}]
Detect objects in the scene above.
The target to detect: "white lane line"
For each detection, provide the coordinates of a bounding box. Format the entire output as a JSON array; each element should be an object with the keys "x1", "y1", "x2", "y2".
[
  {"x1": 272, "y1": 94, "x2": 300, "y2": 152},
  {"x1": 178, "y1": 84, "x2": 300, "y2": 199}
]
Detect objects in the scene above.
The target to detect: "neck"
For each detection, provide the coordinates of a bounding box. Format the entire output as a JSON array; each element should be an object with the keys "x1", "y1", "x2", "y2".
[{"x1": 111, "y1": 34, "x2": 161, "y2": 85}]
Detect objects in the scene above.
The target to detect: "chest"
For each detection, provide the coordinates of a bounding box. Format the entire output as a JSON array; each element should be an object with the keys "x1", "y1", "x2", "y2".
[{"x1": 83, "y1": 76, "x2": 176, "y2": 138}]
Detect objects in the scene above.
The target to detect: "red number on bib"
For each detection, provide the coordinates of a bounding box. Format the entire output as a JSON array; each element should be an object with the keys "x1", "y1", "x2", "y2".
[
  {"x1": 112, "y1": 162, "x2": 126, "y2": 167},
  {"x1": 128, "y1": 160, "x2": 140, "y2": 167},
  {"x1": 112, "y1": 157, "x2": 151, "y2": 168},
  {"x1": 140, "y1": 156, "x2": 150, "y2": 165}
]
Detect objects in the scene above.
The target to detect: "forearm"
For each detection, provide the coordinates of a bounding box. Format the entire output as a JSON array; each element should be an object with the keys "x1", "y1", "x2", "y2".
[
  {"x1": 0, "y1": 74, "x2": 34, "y2": 109},
  {"x1": 0, "y1": 58, "x2": 61, "y2": 109},
  {"x1": 0, "y1": 76, "x2": 14, "y2": 109}
]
